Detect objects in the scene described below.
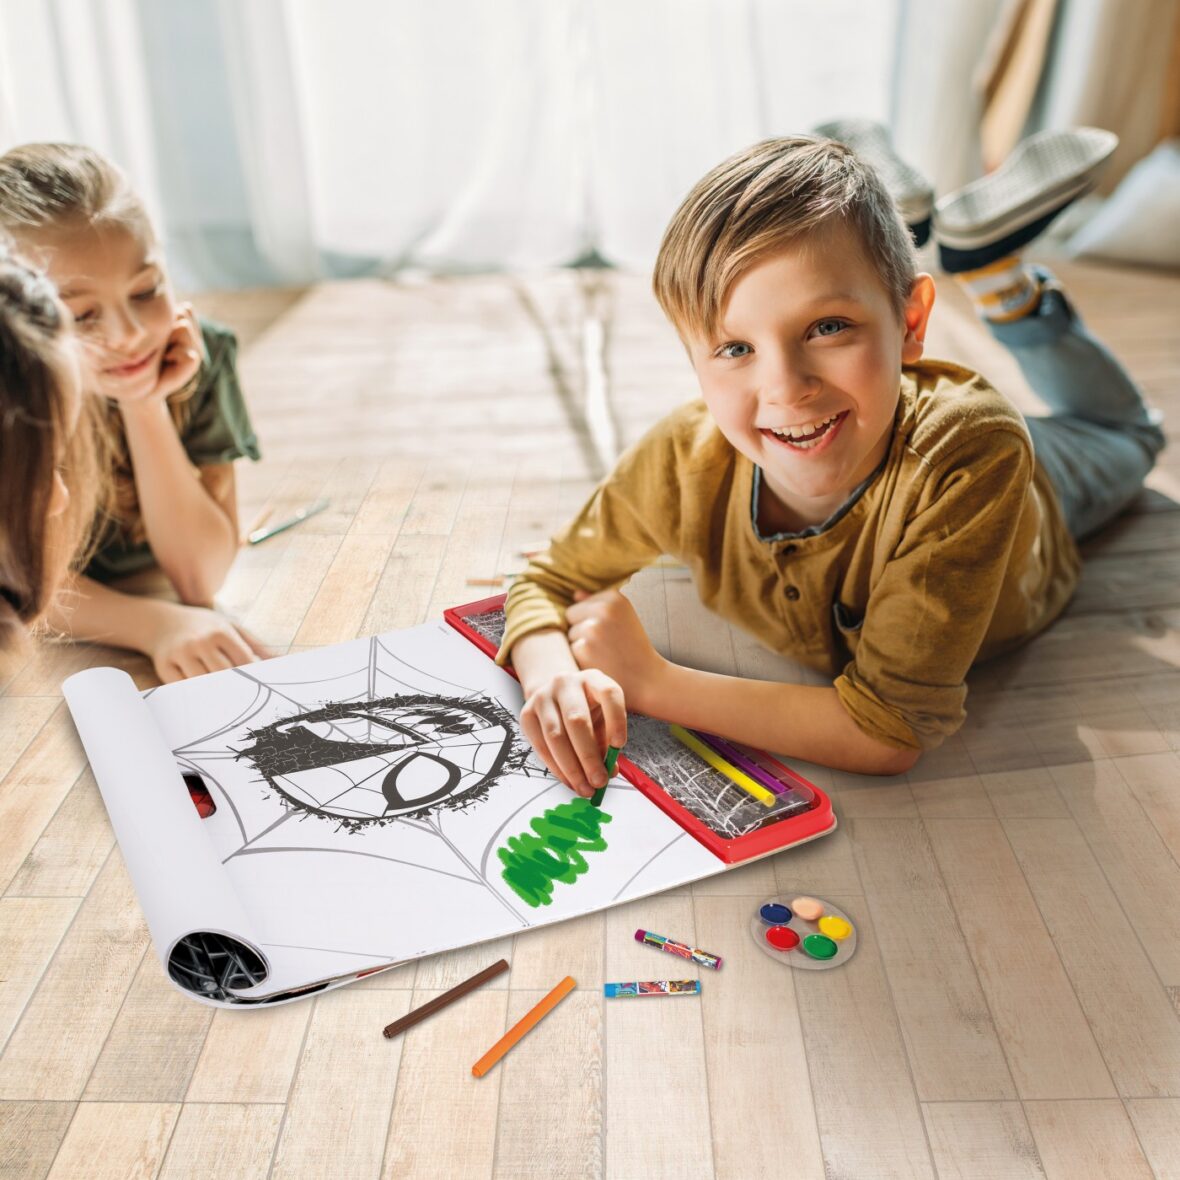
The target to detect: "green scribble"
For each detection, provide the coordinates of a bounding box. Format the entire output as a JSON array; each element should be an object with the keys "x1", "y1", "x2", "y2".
[{"x1": 498, "y1": 800, "x2": 613, "y2": 907}]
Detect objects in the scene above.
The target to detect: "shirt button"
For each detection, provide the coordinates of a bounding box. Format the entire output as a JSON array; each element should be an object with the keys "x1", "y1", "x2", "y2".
[
  {"x1": 785, "y1": 585, "x2": 800, "y2": 601},
  {"x1": 783, "y1": 544, "x2": 798, "y2": 554}
]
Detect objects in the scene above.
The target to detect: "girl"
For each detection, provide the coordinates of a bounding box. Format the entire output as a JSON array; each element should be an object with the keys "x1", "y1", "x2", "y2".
[
  {"x1": 0, "y1": 143, "x2": 268, "y2": 682},
  {"x1": 0, "y1": 245, "x2": 101, "y2": 667}
]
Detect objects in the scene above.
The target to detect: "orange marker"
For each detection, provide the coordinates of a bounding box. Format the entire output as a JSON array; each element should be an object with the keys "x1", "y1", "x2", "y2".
[{"x1": 471, "y1": 975, "x2": 576, "y2": 1077}]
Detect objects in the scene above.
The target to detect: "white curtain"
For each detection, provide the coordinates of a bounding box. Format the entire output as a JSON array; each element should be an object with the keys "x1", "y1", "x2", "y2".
[{"x1": 0, "y1": 0, "x2": 898, "y2": 289}]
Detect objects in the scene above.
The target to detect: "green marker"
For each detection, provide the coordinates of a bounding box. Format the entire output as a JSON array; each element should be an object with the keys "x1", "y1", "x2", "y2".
[{"x1": 591, "y1": 746, "x2": 620, "y2": 808}]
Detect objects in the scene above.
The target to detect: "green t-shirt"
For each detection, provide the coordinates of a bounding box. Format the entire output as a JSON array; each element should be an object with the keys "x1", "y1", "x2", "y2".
[{"x1": 84, "y1": 318, "x2": 261, "y2": 582}]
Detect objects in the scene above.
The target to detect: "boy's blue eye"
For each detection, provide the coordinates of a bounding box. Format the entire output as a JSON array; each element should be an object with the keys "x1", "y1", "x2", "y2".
[
  {"x1": 132, "y1": 286, "x2": 160, "y2": 302},
  {"x1": 813, "y1": 318, "x2": 848, "y2": 337},
  {"x1": 718, "y1": 342, "x2": 751, "y2": 359}
]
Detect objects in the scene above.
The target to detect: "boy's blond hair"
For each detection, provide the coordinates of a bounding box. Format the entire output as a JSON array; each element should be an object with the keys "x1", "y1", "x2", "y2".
[{"x1": 653, "y1": 136, "x2": 917, "y2": 341}]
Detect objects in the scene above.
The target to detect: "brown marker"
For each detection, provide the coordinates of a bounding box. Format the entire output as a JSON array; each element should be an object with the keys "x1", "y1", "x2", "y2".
[{"x1": 382, "y1": 958, "x2": 509, "y2": 1039}]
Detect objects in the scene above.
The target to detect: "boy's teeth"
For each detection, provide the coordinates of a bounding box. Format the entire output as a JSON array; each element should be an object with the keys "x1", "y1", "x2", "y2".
[{"x1": 770, "y1": 414, "x2": 840, "y2": 442}]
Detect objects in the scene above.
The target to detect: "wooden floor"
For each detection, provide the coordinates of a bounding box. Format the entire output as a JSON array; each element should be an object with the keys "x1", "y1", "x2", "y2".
[{"x1": 2, "y1": 260, "x2": 1179, "y2": 1179}]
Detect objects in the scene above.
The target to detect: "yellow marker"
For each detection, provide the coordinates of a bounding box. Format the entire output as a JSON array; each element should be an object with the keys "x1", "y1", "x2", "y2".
[
  {"x1": 669, "y1": 724, "x2": 775, "y2": 808},
  {"x1": 818, "y1": 915, "x2": 853, "y2": 941}
]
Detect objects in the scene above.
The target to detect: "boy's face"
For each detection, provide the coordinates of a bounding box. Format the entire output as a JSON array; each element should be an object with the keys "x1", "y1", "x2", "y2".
[{"x1": 686, "y1": 223, "x2": 934, "y2": 530}]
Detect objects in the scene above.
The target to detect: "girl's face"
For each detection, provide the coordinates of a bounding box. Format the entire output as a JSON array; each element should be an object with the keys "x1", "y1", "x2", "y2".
[{"x1": 26, "y1": 217, "x2": 176, "y2": 402}]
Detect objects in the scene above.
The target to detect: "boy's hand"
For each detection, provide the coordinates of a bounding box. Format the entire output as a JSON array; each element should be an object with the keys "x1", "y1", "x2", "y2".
[
  {"x1": 566, "y1": 588, "x2": 667, "y2": 715},
  {"x1": 519, "y1": 667, "x2": 627, "y2": 798},
  {"x1": 147, "y1": 602, "x2": 271, "y2": 682}
]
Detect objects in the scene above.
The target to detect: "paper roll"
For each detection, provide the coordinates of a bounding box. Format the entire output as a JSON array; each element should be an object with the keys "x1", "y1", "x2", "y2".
[{"x1": 62, "y1": 667, "x2": 268, "y2": 1000}]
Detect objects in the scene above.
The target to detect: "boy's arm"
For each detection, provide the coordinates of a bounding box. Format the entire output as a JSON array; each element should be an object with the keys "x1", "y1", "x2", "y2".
[
  {"x1": 566, "y1": 428, "x2": 1038, "y2": 776},
  {"x1": 565, "y1": 589, "x2": 915, "y2": 776},
  {"x1": 662, "y1": 669, "x2": 916, "y2": 774}
]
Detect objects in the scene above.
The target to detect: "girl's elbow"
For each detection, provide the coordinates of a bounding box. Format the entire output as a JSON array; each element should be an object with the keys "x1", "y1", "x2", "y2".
[{"x1": 169, "y1": 564, "x2": 227, "y2": 608}]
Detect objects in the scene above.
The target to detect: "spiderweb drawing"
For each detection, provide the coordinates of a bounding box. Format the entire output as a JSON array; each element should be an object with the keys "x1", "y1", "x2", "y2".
[{"x1": 151, "y1": 622, "x2": 715, "y2": 1001}]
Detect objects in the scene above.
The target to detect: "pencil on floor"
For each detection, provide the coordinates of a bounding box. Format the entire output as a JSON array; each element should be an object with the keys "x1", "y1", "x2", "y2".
[{"x1": 247, "y1": 498, "x2": 330, "y2": 545}]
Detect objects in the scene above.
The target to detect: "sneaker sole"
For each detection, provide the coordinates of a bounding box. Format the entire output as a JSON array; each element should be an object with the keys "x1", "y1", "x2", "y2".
[
  {"x1": 813, "y1": 118, "x2": 934, "y2": 226},
  {"x1": 934, "y1": 127, "x2": 1118, "y2": 250}
]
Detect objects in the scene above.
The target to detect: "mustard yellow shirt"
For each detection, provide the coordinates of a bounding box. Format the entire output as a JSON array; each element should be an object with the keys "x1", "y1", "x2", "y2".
[{"x1": 499, "y1": 359, "x2": 1080, "y2": 751}]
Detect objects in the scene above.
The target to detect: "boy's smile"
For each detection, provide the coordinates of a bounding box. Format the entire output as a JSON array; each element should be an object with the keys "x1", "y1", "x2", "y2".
[{"x1": 687, "y1": 223, "x2": 934, "y2": 532}]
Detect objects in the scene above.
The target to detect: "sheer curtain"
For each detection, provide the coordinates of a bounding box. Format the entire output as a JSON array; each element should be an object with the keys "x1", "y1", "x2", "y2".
[{"x1": 0, "y1": 0, "x2": 897, "y2": 289}]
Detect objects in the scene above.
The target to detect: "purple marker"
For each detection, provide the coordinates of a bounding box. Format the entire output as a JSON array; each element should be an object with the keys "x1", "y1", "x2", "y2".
[
  {"x1": 636, "y1": 929, "x2": 723, "y2": 970},
  {"x1": 694, "y1": 730, "x2": 816, "y2": 806}
]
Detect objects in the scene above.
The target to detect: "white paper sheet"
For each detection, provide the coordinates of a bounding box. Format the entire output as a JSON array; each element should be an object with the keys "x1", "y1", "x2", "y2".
[{"x1": 64, "y1": 622, "x2": 723, "y2": 1005}]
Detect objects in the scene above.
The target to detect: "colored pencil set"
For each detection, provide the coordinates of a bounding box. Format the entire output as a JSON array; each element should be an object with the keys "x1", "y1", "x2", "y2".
[{"x1": 669, "y1": 723, "x2": 815, "y2": 810}]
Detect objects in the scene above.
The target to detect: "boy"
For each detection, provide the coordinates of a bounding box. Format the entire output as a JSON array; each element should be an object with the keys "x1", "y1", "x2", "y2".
[{"x1": 499, "y1": 126, "x2": 1164, "y2": 793}]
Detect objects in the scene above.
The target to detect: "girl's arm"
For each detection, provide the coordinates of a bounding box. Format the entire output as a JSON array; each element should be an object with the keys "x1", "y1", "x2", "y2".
[
  {"x1": 119, "y1": 393, "x2": 240, "y2": 606},
  {"x1": 46, "y1": 574, "x2": 267, "y2": 682}
]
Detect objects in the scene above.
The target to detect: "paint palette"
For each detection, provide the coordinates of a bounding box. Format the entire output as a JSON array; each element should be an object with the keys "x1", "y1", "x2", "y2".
[{"x1": 749, "y1": 895, "x2": 857, "y2": 970}]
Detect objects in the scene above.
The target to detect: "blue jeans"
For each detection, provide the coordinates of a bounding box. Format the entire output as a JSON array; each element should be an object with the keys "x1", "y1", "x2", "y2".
[{"x1": 989, "y1": 270, "x2": 1165, "y2": 540}]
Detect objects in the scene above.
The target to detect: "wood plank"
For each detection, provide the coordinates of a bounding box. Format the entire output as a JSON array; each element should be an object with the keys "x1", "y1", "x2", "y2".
[
  {"x1": 82, "y1": 953, "x2": 213, "y2": 1102},
  {"x1": 493, "y1": 989, "x2": 602, "y2": 1179},
  {"x1": 158, "y1": 1103, "x2": 284, "y2": 1180},
  {"x1": 360, "y1": 532, "x2": 447, "y2": 636},
  {"x1": 293, "y1": 532, "x2": 391, "y2": 646},
  {"x1": 508, "y1": 909, "x2": 604, "y2": 992},
  {"x1": 0, "y1": 697, "x2": 57, "y2": 782},
  {"x1": 0, "y1": 898, "x2": 80, "y2": 1055},
  {"x1": 0, "y1": 1100, "x2": 76, "y2": 1180},
  {"x1": 241, "y1": 532, "x2": 343, "y2": 649},
  {"x1": 0, "y1": 852, "x2": 150, "y2": 1101},
  {"x1": 46, "y1": 1102, "x2": 179, "y2": 1180},
  {"x1": 1003, "y1": 817, "x2": 1180, "y2": 1096},
  {"x1": 1110, "y1": 751, "x2": 1180, "y2": 860},
  {"x1": 921, "y1": 1101, "x2": 1045, "y2": 1179},
  {"x1": 270, "y1": 991, "x2": 409, "y2": 1180},
  {"x1": 794, "y1": 894, "x2": 936, "y2": 1178},
  {"x1": 0, "y1": 706, "x2": 89, "y2": 895},
  {"x1": 604, "y1": 894, "x2": 712, "y2": 1178},
  {"x1": 349, "y1": 459, "x2": 425, "y2": 539},
  {"x1": 6, "y1": 771, "x2": 113, "y2": 899},
  {"x1": 695, "y1": 894, "x2": 825, "y2": 1178},
  {"x1": 185, "y1": 1001, "x2": 311, "y2": 1105},
  {"x1": 382, "y1": 989, "x2": 503, "y2": 1179},
  {"x1": 852, "y1": 820, "x2": 1017, "y2": 1100},
  {"x1": 1125, "y1": 1098, "x2": 1180, "y2": 1180},
  {"x1": 1049, "y1": 760, "x2": 1180, "y2": 985},
  {"x1": 1022, "y1": 1099, "x2": 1154, "y2": 1180},
  {"x1": 925, "y1": 819, "x2": 1115, "y2": 1099}
]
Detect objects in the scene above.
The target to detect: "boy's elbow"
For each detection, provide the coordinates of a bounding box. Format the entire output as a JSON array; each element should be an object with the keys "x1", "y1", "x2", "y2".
[{"x1": 871, "y1": 744, "x2": 921, "y2": 776}]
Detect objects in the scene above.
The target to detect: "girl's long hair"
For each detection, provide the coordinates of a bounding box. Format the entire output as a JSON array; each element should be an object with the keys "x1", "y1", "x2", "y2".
[
  {"x1": 0, "y1": 143, "x2": 197, "y2": 550},
  {"x1": 0, "y1": 246, "x2": 104, "y2": 662}
]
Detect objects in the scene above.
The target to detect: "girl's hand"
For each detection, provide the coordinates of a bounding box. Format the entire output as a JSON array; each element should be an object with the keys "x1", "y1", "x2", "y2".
[
  {"x1": 565, "y1": 588, "x2": 667, "y2": 715},
  {"x1": 148, "y1": 303, "x2": 203, "y2": 402},
  {"x1": 519, "y1": 667, "x2": 627, "y2": 798},
  {"x1": 148, "y1": 602, "x2": 271, "y2": 683}
]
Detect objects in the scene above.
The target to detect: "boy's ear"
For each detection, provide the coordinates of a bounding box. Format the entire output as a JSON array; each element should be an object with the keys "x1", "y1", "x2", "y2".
[{"x1": 901, "y1": 273, "x2": 936, "y2": 364}]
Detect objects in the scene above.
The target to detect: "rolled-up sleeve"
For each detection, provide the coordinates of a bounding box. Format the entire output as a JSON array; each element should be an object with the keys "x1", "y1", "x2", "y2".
[
  {"x1": 498, "y1": 428, "x2": 681, "y2": 665},
  {"x1": 834, "y1": 430, "x2": 1035, "y2": 749}
]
